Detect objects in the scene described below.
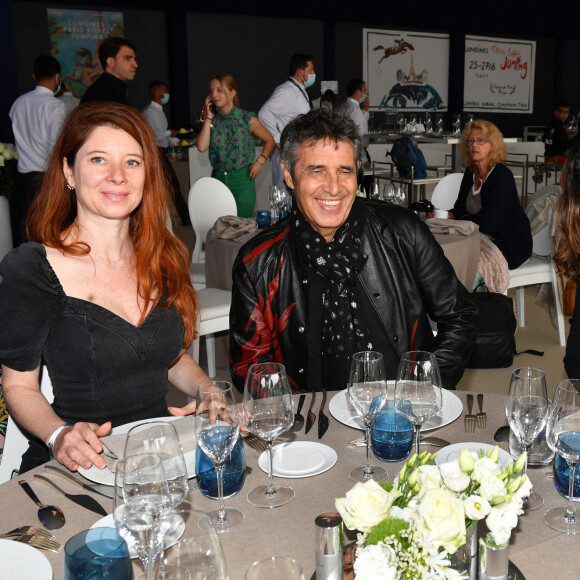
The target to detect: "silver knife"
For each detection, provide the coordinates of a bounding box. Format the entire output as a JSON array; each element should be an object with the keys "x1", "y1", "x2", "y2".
[
  {"x1": 34, "y1": 474, "x2": 108, "y2": 516},
  {"x1": 44, "y1": 465, "x2": 114, "y2": 499}
]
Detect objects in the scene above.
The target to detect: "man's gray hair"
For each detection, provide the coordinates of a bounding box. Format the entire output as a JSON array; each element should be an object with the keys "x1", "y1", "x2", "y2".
[{"x1": 280, "y1": 108, "x2": 362, "y2": 179}]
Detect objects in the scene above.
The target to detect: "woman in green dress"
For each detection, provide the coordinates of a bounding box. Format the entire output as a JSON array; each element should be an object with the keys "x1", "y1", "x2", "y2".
[{"x1": 196, "y1": 74, "x2": 275, "y2": 218}]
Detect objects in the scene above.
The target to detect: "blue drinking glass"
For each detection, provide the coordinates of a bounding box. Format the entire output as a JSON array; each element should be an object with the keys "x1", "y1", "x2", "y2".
[
  {"x1": 64, "y1": 528, "x2": 131, "y2": 580},
  {"x1": 195, "y1": 436, "x2": 246, "y2": 499},
  {"x1": 371, "y1": 402, "x2": 414, "y2": 462},
  {"x1": 256, "y1": 210, "x2": 271, "y2": 229},
  {"x1": 553, "y1": 452, "x2": 580, "y2": 502}
]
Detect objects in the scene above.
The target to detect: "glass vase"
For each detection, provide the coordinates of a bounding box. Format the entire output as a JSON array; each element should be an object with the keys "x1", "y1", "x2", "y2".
[{"x1": 449, "y1": 522, "x2": 478, "y2": 579}]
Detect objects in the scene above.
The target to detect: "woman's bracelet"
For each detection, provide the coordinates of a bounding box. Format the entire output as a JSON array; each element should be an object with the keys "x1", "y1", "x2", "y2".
[
  {"x1": 256, "y1": 158, "x2": 265, "y2": 166},
  {"x1": 259, "y1": 154, "x2": 268, "y2": 162},
  {"x1": 205, "y1": 117, "x2": 214, "y2": 122}
]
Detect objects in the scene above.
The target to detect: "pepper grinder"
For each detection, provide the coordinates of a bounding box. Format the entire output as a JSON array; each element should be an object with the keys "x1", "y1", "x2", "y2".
[{"x1": 315, "y1": 513, "x2": 343, "y2": 580}]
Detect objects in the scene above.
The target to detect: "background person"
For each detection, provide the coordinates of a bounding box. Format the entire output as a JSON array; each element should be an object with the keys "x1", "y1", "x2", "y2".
[
  {"x1": 80, "y1": 37, "x2": 137, "y2": 105},
  {"x1": 196, "y1": 73, "x2": 275, "y2": 218},
  {"x1": 9, "y1": 55, "x2": 67, "y2": 247},
  {"x1": 451, "y1": 120, "x2": 532, "y2": 271},
  {"x1": 230, "y1": 108, "x2": 477, "y2": 393},
  {"x1": 543, "y1": 100, "x2": 571, "y2": 166},
  {"x1": 258, "y1": 54, "x2": 315, "y2": 191},
  {"x1": 0, "y1": 102, "x2": 208, "y2": 474}
]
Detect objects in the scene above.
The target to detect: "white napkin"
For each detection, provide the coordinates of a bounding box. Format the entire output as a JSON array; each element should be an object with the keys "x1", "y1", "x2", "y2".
[
  {"x1": 100, "y1": 416, "x2": 197, "y2": 472},
  {"x1": 426, "y1": 218, "x2": 479, "y2": 236}
]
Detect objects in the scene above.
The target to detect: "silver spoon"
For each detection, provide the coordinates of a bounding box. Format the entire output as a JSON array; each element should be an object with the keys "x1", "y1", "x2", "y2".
[
  {"x1": 291, "y1": 394, "x2": 306, "y2": 432},
  {"x1": 494, "y1": 425, "x2": 510, "y2": 443},
  {"x1": 421, "y1": 437, "x2": 450, "y2": 447},
  {"x1": 18, "y1": 480, "x2": 66, "y2": 530}
]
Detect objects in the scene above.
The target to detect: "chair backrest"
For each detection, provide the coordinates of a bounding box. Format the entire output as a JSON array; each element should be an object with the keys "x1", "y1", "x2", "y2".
[
  {"x1": 0, "y1": 367, "x2": 54, "y2": 483},
  {"x1": 188, "y1": 177, "x2": 237, "y2": 263},
  {"x1": 431, "y1": 172, "x2": 463, "y2": 210}
]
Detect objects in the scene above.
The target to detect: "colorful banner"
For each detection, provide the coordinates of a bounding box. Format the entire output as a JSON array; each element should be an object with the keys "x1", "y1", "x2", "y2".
[
  {"x1": 363, "y1": 28, "x2": 449, "y2": 111},
  {"x1": 463, "y1": 36, "x2": 535, "y2": 113},
  {"x1": 47, "y1": 9, "x2": 124, "y2": 99}
]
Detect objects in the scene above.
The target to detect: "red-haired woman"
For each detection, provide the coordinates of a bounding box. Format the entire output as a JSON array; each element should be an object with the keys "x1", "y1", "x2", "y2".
[{"x1": 0, "y1": 102, "x2": 209, "y2": 473}]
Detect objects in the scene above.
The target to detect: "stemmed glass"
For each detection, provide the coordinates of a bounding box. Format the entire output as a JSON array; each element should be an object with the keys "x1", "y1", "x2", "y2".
[
  {"x1": 348, "y1": 351, "x2": 388, "y2": 482},
  {"x1": 452, "y1": 114, "x2": 462, "y2": 135},
  {"x1": 124, "y1": 421, "x2": 189, "y2": 579},
  {"x1": 394, "y1": 351, "x2": 442, "y2": 456},
  {"x1": 424, "y1": 112, "x2": 433, "y2": 135},
  {"x1": 196, "y1": 380, "x2": 244, "y2": 532},
  {"x1": 545, "y1": 379, "x2": 580, "y2": 534},
  {"x1": 113, "y1": 453, "x2": 173, "y2": 580},
  {"x1": 395, "y1": 185, "x2": 406, "y2": 206},
  {"x1": 435, "y1": 114, "x2": 444, "y2": 135},
  {"x1": 397, "y1": 113, "x2": 405, "y2": 134},
  {"x1": 506, "y1": 367, "x2": 549, "y2": 511},
  {"x1": 369, "y1": 183, "x2": 381, "y2": 200},
  {"x1": 409, "y1": 113, "x2": 417, "y2": 133},
  {"x1": 268, "y1": 186, "x2": 286, "y2": 220},
  {"x1": 243, "y1": 362, "x2": 295, "y2": 508},
  {"x1": 383, "y1": 184, "x2": 395, "y2": 204}
]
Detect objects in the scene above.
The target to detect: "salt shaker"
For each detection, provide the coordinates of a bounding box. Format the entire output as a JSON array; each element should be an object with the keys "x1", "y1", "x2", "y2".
[{"x1": 315, "y1": 513, "x2": 343, "y2": 580}]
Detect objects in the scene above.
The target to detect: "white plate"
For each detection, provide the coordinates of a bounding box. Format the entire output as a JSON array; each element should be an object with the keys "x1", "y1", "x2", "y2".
[
  {"x1": 329, "y1": 388, "x2": 463, "y2": 432},
  {"x1": 78, "y1": 416, "x2": 196, "y2": 486},
  {"x1": 0, "y1": 539, "x2": 52, "y2": 579},
  {"x1": 91, "y1": 513, "x2": 186, "y2": 559},
  {"x1": 435, "y1": 442, "x2": 513, "y2": 469},
  {"x1": 258, "y1": 442, "x2": 337, "y2": 478}
]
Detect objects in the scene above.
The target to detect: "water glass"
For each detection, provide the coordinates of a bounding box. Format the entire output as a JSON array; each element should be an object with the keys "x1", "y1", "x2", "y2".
[
  {"x1": 246, "y1": 557, "x2": 304, "y2": 580},
  {"x1": 64, "y1": 528, "x2": 132, "y2": 580},
  {"x1": 256, "y1": 211, "x2": 271, "y2": 229},
  {"x1": 371, "y1": 402, "x2": 413, "y2": 462},
  {"x1": 553, "y1": 452, "x2": 580, "y2": 502},
  {"x1": 195, "y1": 437, "x2": 246, "y2": 499}
]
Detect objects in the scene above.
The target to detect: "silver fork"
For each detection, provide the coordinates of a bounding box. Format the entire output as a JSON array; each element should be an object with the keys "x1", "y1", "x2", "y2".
[
  {"x1": 3, "y1": 526, "x2": 55, "y2": 539},
  {"x1": 464, "y1": 394, "x2": 476, "y2": 434},
  {"x1": 476, "y1": 393, "x2": 487, "y2": 429},
  {"x1": 1, "y1": 534, "x2": 62, "y2": 552},
  {"x1": 243, "y1": 434, "x2": 267, "y2": 453}
]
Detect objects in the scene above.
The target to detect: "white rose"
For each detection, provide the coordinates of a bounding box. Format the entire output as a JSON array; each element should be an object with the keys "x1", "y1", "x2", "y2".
[
  {"x1": 513, "y1": 475, "x2": 532, "y2": 501},
  {"x1": 439, "y1": 460, "x2": 470, "y2": 492},
  {"x1": 335, "y1": 480, "x2": 400, "y2": 533},
  {"x1": 479, "y1": 474, "x2": 507, "y2": 501},
  {"x1": 353, "y1": 544, "x2": 398, "y2": 580},
  {"x1": 415, "y1": 464, "x2": 443, "y2": 499},
  {"x1": 486, "y1": 502, "x2": 519, "y2": 546},
  {"x1": 472, "y1": 456, "x2": 500, "y2": 484},
  {"x1": 463, "y1": 495, "x2": 491, "y2": 520},
  {"x1": 418, "y1": 488, "x2": 466, "y2": 553}
]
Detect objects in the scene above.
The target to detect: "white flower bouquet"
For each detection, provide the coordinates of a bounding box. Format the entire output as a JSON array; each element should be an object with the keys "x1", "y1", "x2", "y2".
[
  {"x1": 0, "y1": 142, "x2": 18, "y2": 199},
  {"x1": 336, "y1": 448, "x2": 529, "y2": 579}
]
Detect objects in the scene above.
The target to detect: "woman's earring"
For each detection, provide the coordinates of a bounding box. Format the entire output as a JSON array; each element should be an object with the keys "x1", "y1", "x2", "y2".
[{"x1": 66, "y1": 183, "x2": 74, "y2": 191}]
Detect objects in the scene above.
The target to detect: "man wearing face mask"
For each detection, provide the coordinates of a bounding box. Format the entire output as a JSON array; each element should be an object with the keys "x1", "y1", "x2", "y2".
[
  {"x1": 142, "y1": 81, "x2": 191, "y2": 226},
  {"x1": 142, "y1": 81, "x2": 180, "y2": 148},
  {"x1": 341, "y1": 79, "x2": 370, "y2": 150},
  {"x1": 8, "y1": 55, "x2": 67, "y2": 247},
  {"x1": 259, "y1": 53, "x2": 316, "y2": 190}
]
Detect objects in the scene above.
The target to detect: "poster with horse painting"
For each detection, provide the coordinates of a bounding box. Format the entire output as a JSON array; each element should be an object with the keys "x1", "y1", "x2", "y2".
[{"x1": 363, "y1": 29, "x2": 449, "y2": 111}]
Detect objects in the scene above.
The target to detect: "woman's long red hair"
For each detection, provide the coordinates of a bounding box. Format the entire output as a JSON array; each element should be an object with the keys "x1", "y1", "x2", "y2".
[{"x1": 27, "y1": 102, "x2": 198, "y2": 345}]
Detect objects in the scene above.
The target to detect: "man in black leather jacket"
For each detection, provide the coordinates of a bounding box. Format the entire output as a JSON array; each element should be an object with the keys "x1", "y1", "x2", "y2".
[{"x1": 230, "y1": 108, "x2": 477, "y2": 392}]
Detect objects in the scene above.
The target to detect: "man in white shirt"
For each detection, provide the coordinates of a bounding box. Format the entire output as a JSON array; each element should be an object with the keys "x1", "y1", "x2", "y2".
[
  {"x1": 341, "y1": 79, "x2": 369, "y2": 149},
  {"x1": 9, "y1": 55, "x2": 67, "y2": 246},
  {"x1": 142, "y1": 81, "x2": 179, "y2": 148},
  {"x1": 259, "y1": 54, "x2": 315, "y2": 190}
]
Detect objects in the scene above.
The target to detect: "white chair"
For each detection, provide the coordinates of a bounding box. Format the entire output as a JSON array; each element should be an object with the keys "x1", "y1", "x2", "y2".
[
  {"x1": 0, "y1": 366, "x2": 54, "y2": 483},
  {"x1": 187, "y1": 288, "x2": 232, "y2": 378},
  {"x1": 430, "y1": 172, "x2": 463, "y2": 210},
  {"x1": 507, "y1": 222, "x2": 566, "y2": 346},
  {"x1": 188, "y1": 177, "x2": 237, "y2": 290}
]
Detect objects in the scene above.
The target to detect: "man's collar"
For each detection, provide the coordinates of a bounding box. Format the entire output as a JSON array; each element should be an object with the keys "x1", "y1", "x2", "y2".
[{"x1": 290, "y1": 73, "x2": 305, "y2": 87}]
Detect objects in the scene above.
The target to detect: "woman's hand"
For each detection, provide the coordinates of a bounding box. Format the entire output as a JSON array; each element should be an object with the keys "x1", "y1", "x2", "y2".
[
  {"x1": 53, "y1": 421, "x2": 112, "y2": 472},
  {"x1": 168, "y1": 399, "x2": 197, "y2": 416},
  {"x1": 249, "y1": 160, "x2": 264, "y2": 180}
]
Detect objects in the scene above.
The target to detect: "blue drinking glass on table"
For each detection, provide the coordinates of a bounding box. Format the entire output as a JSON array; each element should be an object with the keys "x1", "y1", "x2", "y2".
[
  {"x1": 64, "y1": 528, "x2": 131, "y2": 580},
  {"x1": 256, "y1": 210, "x2": 271, "y2": 229},
  {"x1": 554, "y1": 450, "x2": 580, "y2": 502},
  {"x1": 371, "y1": 401, "x2": 414, "y2": 462},
  {"x1": 195, "y1": 436, "x2": 246, "y2": 499}
]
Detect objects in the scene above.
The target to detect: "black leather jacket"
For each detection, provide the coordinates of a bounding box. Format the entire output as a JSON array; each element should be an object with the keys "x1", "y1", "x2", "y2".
[{"x1": 230, "y1": 199, "x2": 478, "y2": 392}]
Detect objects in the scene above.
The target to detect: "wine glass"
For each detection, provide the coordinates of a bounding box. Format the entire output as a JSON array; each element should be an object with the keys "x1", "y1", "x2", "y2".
[
  {"x1": 369, "y1": 182, "x2": 380, "y2": 200},
  {"x1": 268, "y1": 186, "x2": 286, "y2": 220},
  {"x1": 506, "y1": 367, "x2": 549, "y2": 511},
  {"x1": 396, "y1": 113, "x2": 405, "y2": 134},
  {"x1": 545, "y1": 379, "x2": 580, "y2": 534},
  {"x1": 246, "y1": 557, "x2": 304, "y2": 580},
  {"x1": 162, "y1": 505, "x2": 230, "y2": 579},
  {"x1": 196, "y1": 380, "x2": 244, "y2": 533},
  {"x1": 383, "y1": 184, "x2": 395, "y2": 204},
  {"x1": 243, "y1": 362, "x2": 295, "y2": 508},
  {"x1": 452, "y1": 114, "x2": 462, "y2": 135},
  {"x1": 424, "y1": 112, "x2": 433, "y2": 135},
  {"x1": 435, "y1": 114, "x2": 444, "y2": 135},
  {"x1": 409, "y1": 113, "x2": 417, "y2": 133},
  {"x1": 348, "y1": 351, "x2": 388, "y2": 482},
  {"x1": 394, "y1": 351, "x2": 442, "y2": 456},
  {"x1": 113, "y1": 453, "x2": 173, "y2": 580},
  {"x1": 124, "y1": 422, "x2": 189, "y2": 580},
  {"x1": 395, "y1": 185, "x2": 406, "y2": 207}
]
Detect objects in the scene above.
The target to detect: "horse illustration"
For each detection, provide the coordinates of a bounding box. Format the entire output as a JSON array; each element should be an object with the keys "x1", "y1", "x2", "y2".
[{"x1": 373, "y1": 40, "x2": 415, "y2": 63}]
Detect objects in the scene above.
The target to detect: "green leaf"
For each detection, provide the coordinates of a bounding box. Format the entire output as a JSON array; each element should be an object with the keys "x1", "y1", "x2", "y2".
[
  {"x1": 366, "y1": 517, "x2": 409, "y2": 546},
  {"x1": 378, "y1": 481, "x2": 394, "y2": 493}
]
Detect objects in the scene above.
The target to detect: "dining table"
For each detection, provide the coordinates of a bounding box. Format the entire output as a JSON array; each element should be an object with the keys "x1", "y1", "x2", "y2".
[
  {"x1": 204, "y1": 218, "x2": 480, "y2": 291},
  {"x1": 0, "y1": 391, "x2": 577, "y2": 579}
]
